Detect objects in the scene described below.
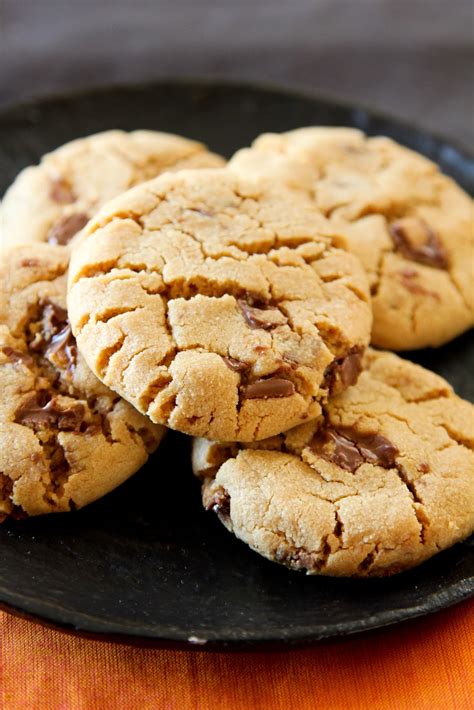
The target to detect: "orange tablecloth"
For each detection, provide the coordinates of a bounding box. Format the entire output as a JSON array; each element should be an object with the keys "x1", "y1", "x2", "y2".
[{"x1": 1, "y1": 599, "x2": 473, "y2": 710}]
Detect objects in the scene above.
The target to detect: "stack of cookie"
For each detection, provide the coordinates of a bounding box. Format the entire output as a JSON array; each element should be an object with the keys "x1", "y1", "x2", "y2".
[{"x1": 1, "y1": 127, "x2": 473, "y2": 577}]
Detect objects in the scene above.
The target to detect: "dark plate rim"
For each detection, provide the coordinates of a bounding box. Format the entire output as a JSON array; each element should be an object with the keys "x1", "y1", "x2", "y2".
[
  {"x1": 1, "y1": 570, "x2": 473, "y2": 651},
  {"x1": 0, "y1": 75, "x2": 472, "y2": 163},
  {"x1": 0, "y1": 77, "x2": 472, "y2": 650}
]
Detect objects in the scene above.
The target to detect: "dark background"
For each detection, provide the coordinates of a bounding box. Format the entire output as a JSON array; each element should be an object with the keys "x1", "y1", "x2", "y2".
[{"x1": 0, "y1": 0, "x2": 472, "y2": 147}]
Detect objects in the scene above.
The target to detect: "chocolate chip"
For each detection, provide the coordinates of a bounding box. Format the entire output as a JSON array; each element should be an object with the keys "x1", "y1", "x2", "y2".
[
  {"x1": 310, "y1": 426, "x2": 398, "y2": 472},
  {"x1": 14, "y1": 393, "x2": 85, "y2": 431},
  {"x1": 242, "y1": 377, "x2": 295, "y2": 400},
  {"x1": 206, "y1": 489, "x2": 231, "y2": 518},
  {"x1": 20, "y1": 258, "x2": 40, "y2": 268},
  {"x1": 238, "y1": 299, "x2": 287, "y2": 330},
  {"x1": 2, "y1": 347, "x2": 34, "y2": 368},
  {"x1": 324, "y1": 346, "x2": 364, "y2": 393},
  {"x1": 49, "y1": 177, "x2": 76, "y2": 204},
  {"x1": 223, "y1": 356, "x2": 250, "y2": 373},
  {"x1": 390, "y1": 220, "x2": 448, "y2": 269},
  {"x1": 47, "y1": 212, "x2": 89, "y2": 245}
]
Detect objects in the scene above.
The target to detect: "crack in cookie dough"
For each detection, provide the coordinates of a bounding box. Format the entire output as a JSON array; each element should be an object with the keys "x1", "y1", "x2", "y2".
[
  {"x1": 1, "y1": 130, "x2": 225, "y2": 251},
  {"x1": 0, "y1": 244, "x2": 164, "y2": 520},
  {"x1": 193, "y1": 349, "x2": 474, "y2": 576},
  {"x1": 68, "y1": 169, "x2": 372, "y2": 441},
  {"x1": 229, "y1": 127, "x2": 474, "y2": 349}
]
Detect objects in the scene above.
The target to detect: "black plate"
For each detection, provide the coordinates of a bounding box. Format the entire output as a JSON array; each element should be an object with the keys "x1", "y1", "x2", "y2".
[{"x1": 0, "y1": 80, "x2": 473, "y2": 649}]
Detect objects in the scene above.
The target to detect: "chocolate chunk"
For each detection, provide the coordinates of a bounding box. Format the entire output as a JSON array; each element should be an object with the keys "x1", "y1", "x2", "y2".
[
  {"x1": 242, "y1": 377, "x2": 295, "y2": 400},
  {"x1": 310, "y1": 426, "x2": 398, "y2": 472},
  {"x1": 15, "y1": 392, "x2": 85, "y2": 431},
  {"x1": 351, "y1": 429, "x2": 398, "y2": 467},
  {"x1": 390, "y1": 220, "x2": 448, "y2": 269},
  {"x1": 49, "y1": 177, "x2": 76, "y2": 204},
  {"x1": 238, "y1": 299, "x2": 287, "y2": 330},
  {"x1": 30, "y1": 302, "x2": 69, "y2": 351},
  {"x1": 47, "y1": 212, "x2": 89, "y2": 245},
  {"x1": 206, "y1": 489, "x2": 231, "y2": 518},
  {"x1": 311, "y1": 429, "x2": 364, "y2": 472},
  {"x1": 28, "y1": 303, "x2": 77, "y2": 375},
  {"x1": 2, "y1": 347, "x2": 34, "y2": 368},
  {"x1": 44, "y1": 324, "x2": 77, "y2": 375},
  {"x1": 324, "y1": 346, "x2": 364, "y2": 393},
  {"x1": 223, "y1": 356, "x2": 249, "y2": 373}
]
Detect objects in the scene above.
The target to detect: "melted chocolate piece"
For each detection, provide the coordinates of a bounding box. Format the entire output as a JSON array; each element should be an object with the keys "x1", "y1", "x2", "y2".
[
  {"x1": 390, "y1": 220, "x2": 448, "y2": 269},
  {"x1": 238, "y1": 299, "x2": 287, "y2": 330},
  {"x1": 47, "y1": 212, "x2": 89, "y2": 245},
  {"x1": 311, "y1": 429, "x2": 363, "y2": 471},
  {"x1": 14, "y1": 392, "x2": 85, "y2": 431},
  {"x1": 242, "y1": 377, "x2": 295, "y2": 400},
  {"x1": 28, "y1": 302, "x2": 78, "y2": 377},
  {"x1": 310, "y1": 426, "x2": 398, "y2": 472},
  {"x1": 206, "y1": 489, "x2": 231, "y2": 518},
  {"x1": 324, "y1": 347, "x2": 364, "y2": 393},
  {"x1": 30, "y1": 302, "x2": 69, "y2": 351},
  {"x1": 44, "y1": 324, "x2": 77, "y2": 375},
  {"x1": 50, "y1": 177, "x2": 76, "y2": 204},
  {"x1": 20, "y1": 258, "x2": 40, "y2": 268},
  {"x1": 223, "y1": 356, "x2": 250, "y2": 373},
  {"x1": 2, "y1": 347, "x2": 34, "y2": 368}
]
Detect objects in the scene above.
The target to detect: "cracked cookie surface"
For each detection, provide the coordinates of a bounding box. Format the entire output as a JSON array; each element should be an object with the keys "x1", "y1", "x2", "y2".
[
  {"x1": 0, "y1": 244, "x2": 164, "y2": 520},
  {"x1": 192, "y1": 349, "x2": 474, "y2": 576},
  {"x1": 229, "y1": 127, "x2": 474, "y2": 350},
  {"x1": 0, "y1": 129, "x2": 225, "y2": 250},
  {"x1": 67, "y1": 168, "x2": 372, "y2": 441}
]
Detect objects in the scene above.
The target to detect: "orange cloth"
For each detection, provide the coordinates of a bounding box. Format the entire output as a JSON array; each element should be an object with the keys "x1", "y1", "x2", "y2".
[{"x1": 1, "y1": 599, "x2": 473, "y2": 710}]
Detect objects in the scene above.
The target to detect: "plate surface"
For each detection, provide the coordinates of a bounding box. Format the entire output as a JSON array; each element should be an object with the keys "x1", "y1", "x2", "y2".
[{"x1": 0, "y1": 80, "x2": 473, "y2": 649}]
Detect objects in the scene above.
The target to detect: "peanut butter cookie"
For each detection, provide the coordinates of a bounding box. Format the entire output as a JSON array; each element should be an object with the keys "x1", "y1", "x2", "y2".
[
  {"x1": 230, "y1": 128, "x2": 474, "y2": 350},
  {"x1": 193, "y1": 349, "x2": 474, "y2": 576},
  {"x1": 0, "y1": 244, "x2": 164, "y2": 520},
  {"x1": 0, "y1": 129, "x2": 224, "y2": 249},
  {"x1": 68, "y1": 168, "x2": 372, "y2": 441}
]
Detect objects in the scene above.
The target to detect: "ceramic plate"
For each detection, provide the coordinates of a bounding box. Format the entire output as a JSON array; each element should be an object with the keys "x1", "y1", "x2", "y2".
[{"x1": 0, "y1": 80, "x2": 472, "y2": 648}]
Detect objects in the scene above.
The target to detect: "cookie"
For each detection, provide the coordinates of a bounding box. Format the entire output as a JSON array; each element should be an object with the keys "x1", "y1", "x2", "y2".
[
  {"x1": 193, "y1": 349, "x2": 474, "y2": 576},
  {"x1": 0, "y1": 129, "x2": 225, "y2": 250},
  {"x1": 230, "y1": 128, "x2": 474, "y2": 350},
  {"x1": 0, "y1": 244, "x2": 164, "y2": 520},
  {"x1": 67, "y1": 168, "x2": 372, "y2": 441}
]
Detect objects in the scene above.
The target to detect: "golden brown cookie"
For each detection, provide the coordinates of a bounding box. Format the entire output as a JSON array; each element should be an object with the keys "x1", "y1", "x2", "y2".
[
  {"x1": 0, "y1": 129, "x2": 225, "y2": 249},
  {"x1": 67, "y1": 168, "x2": 372, "y2": 441},
  {"x1": 230, "y1": 128, "x2": 474, "y2": 350},
  {"x1": 0, "y1": 244, "x2": 164, "y2": 520},
  {"x1": 193, "y1": 349, "x2": 474, "y2": 576}
]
